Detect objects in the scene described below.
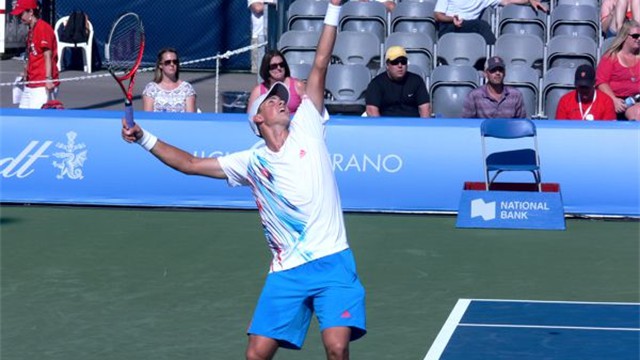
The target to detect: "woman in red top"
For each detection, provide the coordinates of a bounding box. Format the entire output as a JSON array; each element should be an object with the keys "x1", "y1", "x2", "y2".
[
  {"x1": 12, "y1": 0, "x2": 59, "y2": 109},
  {"x1": 596, "y1": 20, "x2": 640, "y2": 120}
]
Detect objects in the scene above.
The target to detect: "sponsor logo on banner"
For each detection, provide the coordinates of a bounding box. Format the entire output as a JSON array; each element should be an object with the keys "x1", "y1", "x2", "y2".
[
  {"x1": 0, "y1": 131, "x2": 87, "y2": 180},
  {"x1": 193, "y1": 140, "x2": 405, "y2": 174},
  {"x1": 457, "y1": 190, "x2": 565, "y2": 230}
]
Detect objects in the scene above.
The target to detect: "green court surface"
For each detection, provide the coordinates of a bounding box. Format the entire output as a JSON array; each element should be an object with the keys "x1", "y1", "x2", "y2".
[{"x1": 1, "y1": 205, "x2": 638, "y2": 359}]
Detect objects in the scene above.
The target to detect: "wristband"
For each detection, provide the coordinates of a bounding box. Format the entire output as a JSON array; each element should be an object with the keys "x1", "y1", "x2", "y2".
[
  {"x1": 324, "y1": 3, "x2": 341, "y2": 27},
  {"x1": 136, "y1": 128, "x2": 158, "y2": 151}
]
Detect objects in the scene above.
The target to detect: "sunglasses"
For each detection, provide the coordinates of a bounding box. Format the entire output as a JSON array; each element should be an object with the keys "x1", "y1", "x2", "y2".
[
  {"x1": 488, "y1": 67, "x2": 505, "y2": 74},
  {"x1": 629, "y1": 33, "x2": 640, "y2": 39},
  {"x1": 388, "y1": 57, "x2": 408, "y2": 66},
  {"x1": 269, "y1": 62, "x2": 285, "y2": 70},
  {"x1": 162, "y1": 59, "x2": 178, "y2": 66}
]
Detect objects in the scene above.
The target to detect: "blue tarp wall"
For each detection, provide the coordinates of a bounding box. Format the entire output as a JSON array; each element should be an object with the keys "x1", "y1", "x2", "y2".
[
  {"x1": 1, "y1": 108, "x2": 639, "y2": 217},
  {"x1": 55, "y1": 0, "x2": 251, "y2": 70}
]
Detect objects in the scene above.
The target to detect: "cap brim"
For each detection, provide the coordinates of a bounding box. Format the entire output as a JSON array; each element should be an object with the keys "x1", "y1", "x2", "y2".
[
  {"x1": 10, "y1": 7, "x2": 26, "y2": 15},
  {"x1": 247, "y1": 82, "x2": 290, "y2": 137},
  {"x1": 575, "y1": 80, "x2": 595, "y2": 87}
]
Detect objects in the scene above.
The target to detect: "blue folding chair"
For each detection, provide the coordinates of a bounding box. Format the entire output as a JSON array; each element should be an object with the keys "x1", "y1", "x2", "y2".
[{"x1": 481, "y1": 119, "x2": 542, "y2": 191}]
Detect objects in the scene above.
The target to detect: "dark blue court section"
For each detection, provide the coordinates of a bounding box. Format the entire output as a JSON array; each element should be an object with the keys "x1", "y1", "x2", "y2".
[
  {"x1": 441, "y1": 326, "x2": 640, "y2": 360},
  {"x1": 461, "y1": 301, "x2": 640, "y2": 329}
]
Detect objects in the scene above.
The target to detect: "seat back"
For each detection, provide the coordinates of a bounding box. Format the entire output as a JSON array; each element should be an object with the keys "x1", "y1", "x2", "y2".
[
  {"x1": 325, "y1": 64, "x2": 371, "y2": 114},
  {"x1": 550, "y1": 5, "x2": 599, "y2": 44},
  {"x1": 54, "y1": 14, "x2": 94, "y2": 73},
  {"x1": 389, "y1": 1, "x2": 437, "y2": 41},
  {"x1": 278, "y1": 30, "x2": 320, "y2": 64},
  {"x1": 495, "y1": 33, "x2": 545, "y2": 76},
  {"x1": 497, "y1": 4, "x2": 547, "y2": 42},
  {"x1": 430, "y1": 65, "x2": 480, "y2": 118},
  {"x1": 332, "y1": 31, "x2": 382, "y2": 73},
  {"x1": 481, "y1": 118, "x2": 536, "y2": 139},
  {"x1": 287, "y1": 0, "x2": 327, "y2": 31},
  {"x1": 289, "y1": 63, "x2": 312, "y2": 81},
  {"x1": 338, "y1": 1, "x2": 388, "y2": 43},
  {"x1": 546, "y1": 34, "x2": 598, "y2": 70},
  {"x1": 542, "y1": 66, "x2": 575, "y2": 119},
  {"x1": 436, "y1": 32, "x2": 487, "y2": 69},
  {"x1": 505, "y1": 65, "x2": 541, "y2": 118},
  {"x1": 385, "y1": 32, "x2": 434, "y2": 76}
]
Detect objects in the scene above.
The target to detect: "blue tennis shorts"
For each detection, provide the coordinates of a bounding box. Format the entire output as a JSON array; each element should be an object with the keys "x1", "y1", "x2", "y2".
[{"x1": 247, "y1": 248, "x2": 366, "y2": 349}]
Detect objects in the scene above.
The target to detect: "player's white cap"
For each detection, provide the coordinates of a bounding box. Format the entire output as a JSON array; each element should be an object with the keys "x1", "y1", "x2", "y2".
[{"x1": 247, "y1": 82, "x2": 290, "y2": 137}]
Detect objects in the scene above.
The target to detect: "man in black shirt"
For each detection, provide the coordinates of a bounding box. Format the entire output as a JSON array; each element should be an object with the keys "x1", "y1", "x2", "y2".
[{"x1": 365, "y1": 46, "x2": 431, "y2": 118}]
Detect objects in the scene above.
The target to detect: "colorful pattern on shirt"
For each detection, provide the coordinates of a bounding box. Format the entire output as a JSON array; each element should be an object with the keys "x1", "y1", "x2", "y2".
[{"x1": 218, "y1": 99, "x2": 348, "y2": 272}]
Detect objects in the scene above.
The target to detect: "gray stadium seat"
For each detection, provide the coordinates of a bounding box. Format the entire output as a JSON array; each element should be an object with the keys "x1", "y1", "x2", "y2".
[
  {"x1": 599, "y1": 36, "x2": 615, "y2": 60},
  {"x1": 325, "y1": 64, "x2": 371, "y2": 115},
  {"x1": 494, "y1": 33, "x2": 545, "y2": 76},
  {"x1": 287, "y1": 0, "x2": 328, "y2": 32},
  {"x1": 497, "y1": 4, "x2": 548, "y2": 42},
  {"x1": 542, "y1": 66, "x2": 576, "y2": 119},
  {"x1": 429, "y1": 65, "x2": 480, "y2": 118},
  {"x1": 549, "y1": 4, "x2": 599, "y2": 44},
  {"x1": 436, "y1": 32, "x2": 488, "y2": 70},
  {"x1": 555, "y1": 0, "x2": 599, "y2": 7},
  {"x1": 505, "y1": 65, "x2": 542, "y2": 118},
  {"x1": 289, "y1": 63, "x2": 312, "y2": 81},
  {"x1": 332, "y1": 31, "x2": 382, "y2": 74},
  {"x1": 338, "y1": 1, "x2": 388, "y2": 43},
  {"x1": 385, "y1": 32, "x2": 434, "y2": 77},
  {"x1": 546, "y1": 34, "x2": 598, "y2": 70},
  {"x1": 389, "y1": 1, "x2": 437, "y2": 42},
  {"x1": 278, "y1": 30, "x2": 320, "y2": 65}
]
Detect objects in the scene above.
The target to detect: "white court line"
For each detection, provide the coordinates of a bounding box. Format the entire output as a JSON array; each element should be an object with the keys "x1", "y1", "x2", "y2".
[
  {"x1": 423, "y1": 298, "x2": 470, "y2": 360},
  {"x1": 459, "y1": 323, "x2": 640, "y2": 332},
  {"x1": 423, "y1": 298, "x2": 640, "y2": 360},
  {"x1": 469, "y1": 298, "x2": 640, "y2": 306}
]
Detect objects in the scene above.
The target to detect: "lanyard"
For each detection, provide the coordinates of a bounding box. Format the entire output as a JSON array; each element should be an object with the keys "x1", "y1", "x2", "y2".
[{"x1": 578, "y1": 91, "x2": 596, "y2": 121}]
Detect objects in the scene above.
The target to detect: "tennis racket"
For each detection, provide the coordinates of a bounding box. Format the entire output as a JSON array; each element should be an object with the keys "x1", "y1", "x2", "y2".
[{"x1": 106, "y1": 12, "x2": 145, "y2": 128}]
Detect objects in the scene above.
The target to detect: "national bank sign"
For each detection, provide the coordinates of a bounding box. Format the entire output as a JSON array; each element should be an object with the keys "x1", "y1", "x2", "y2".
[{"x1": 457, "y1": 189, "x2": 566, "y2": 230}]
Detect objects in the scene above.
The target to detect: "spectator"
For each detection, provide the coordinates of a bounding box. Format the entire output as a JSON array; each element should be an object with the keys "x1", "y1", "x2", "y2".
[
  {"x1": 12, "y1": 0, "x2": 59, "y2": 109},
  {"x1": 601, "y1": 0, "x2": 640, "y2": 38},
  {"x1": 142, "y1": 48, "x2": 197, "y2": 113},
  {"x1": 556, "y1": 64, "x2": 617, "y2": 121},
  {"x1": 247, "y1": 50, "x2": 304, "y2": 116},
  {"x1": 462, "y1": 56, "x2": 527, "y2": 119},
  {"x1": 434, "y1": 0, "x2": 547, "y2": 45},
  {"x1": 248, "y1": 0, "x2": 271, "y2": 73},
  {"x1": 365, "y1": 46, "x2": 431, "y2": 118},
  {"x1": 596, "y1": 20, "x2": 640, "y2": 120}
]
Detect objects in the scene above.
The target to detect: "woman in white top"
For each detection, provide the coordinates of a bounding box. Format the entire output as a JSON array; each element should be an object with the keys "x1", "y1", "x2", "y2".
[{"x1": 142, "y1": 48, "x2": 196, "y2": 112}]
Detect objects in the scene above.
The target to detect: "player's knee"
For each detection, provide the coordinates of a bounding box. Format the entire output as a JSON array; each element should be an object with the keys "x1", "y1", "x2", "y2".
[
  {"x1": 324, "y1": 341, "x2": 349, "y2": 360},
  {"x1": 245, "y1": 347, "x2": 272, "y2": 360}
]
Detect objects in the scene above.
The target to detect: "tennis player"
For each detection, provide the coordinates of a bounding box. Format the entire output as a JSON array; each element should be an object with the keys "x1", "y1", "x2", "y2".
[{"x1": 121, "y1": 0, "x2": 366, "y2": 358}]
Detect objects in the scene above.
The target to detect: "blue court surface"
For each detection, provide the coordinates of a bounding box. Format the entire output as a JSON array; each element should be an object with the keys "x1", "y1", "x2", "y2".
[{"x1": 425, "y1": 299, "x2": 640, "y2": 360}]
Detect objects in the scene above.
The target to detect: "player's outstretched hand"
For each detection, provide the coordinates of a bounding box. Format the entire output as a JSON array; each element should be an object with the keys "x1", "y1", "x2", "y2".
[{"x1": 121, "y1": 118, "x2": 143, "y2": 144}]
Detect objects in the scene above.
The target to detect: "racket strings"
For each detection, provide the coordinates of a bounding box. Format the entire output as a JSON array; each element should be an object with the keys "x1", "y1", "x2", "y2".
[{"x1": 108, "y1": 16, "x2": 143, "y2": 74}]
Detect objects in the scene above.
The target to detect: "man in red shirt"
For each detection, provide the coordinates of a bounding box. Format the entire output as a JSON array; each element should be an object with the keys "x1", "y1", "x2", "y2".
[
  {"x1": 556, "y1": 64, "x2": 616, "y2": 121},
  {"x1": 12, "y1": 0, "x2": 59, "y2": 109}
]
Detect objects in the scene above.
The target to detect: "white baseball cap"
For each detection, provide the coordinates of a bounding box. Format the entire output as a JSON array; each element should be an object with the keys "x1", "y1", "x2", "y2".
[{"x1": 247, "y1": 82, "x2": 290, "y2": 137}]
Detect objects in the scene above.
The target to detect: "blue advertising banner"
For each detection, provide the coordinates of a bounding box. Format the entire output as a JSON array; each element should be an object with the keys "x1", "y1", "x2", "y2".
[
  {"x1": 456, "y1": 189, "x2": 566, "y2": 230},
  {"x1": 1, "y1": 109, "x2": 639, "y2": 217}
]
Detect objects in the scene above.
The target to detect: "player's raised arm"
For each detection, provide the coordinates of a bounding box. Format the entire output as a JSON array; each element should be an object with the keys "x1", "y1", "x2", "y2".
[
  {"x1": 121, "y1": 120, "x2": 228, "y2": 179},
  {"x1": 305, "y1": 0, "x2": 341, "y2": 114}
]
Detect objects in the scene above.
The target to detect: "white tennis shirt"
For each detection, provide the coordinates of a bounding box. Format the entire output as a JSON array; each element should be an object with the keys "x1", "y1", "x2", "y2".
[{"x1": 219, "y1": 98, "x2": 349, "y2": 272}]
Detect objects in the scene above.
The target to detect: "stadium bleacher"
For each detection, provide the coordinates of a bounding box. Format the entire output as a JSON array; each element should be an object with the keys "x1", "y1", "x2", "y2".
[{"x1": 279, "y1": 0, "x2": 608, "y2": 119}]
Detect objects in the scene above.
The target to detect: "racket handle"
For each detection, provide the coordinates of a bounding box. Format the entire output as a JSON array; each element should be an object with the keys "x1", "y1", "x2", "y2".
[{"x1": 124, "y1": 102, "x2": 135, "y2": 128}]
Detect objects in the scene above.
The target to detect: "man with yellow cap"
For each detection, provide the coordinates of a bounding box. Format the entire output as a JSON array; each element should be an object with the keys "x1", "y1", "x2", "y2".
[{"x1": 365, "y1": 46, "x2": 431, "y2": 118}]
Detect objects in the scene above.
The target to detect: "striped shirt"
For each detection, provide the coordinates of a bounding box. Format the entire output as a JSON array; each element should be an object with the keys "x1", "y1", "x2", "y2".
[{"x1": 462, "y1": 85, "x2": 527, "y2": 119}]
